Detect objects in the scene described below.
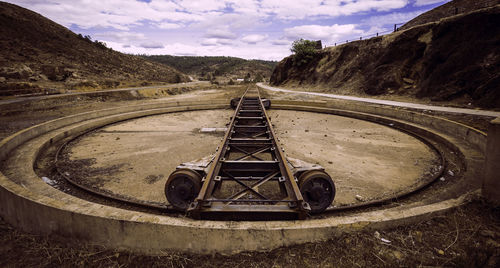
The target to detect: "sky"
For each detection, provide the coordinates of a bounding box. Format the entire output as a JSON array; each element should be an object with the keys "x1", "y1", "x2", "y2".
[{"x1": 7, "y1": 0, "x2": 450, "y2": 60}]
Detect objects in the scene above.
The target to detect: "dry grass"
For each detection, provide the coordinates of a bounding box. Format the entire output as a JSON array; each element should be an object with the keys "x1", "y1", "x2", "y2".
[{"x1": 0, "y1": 200, "x2": 498, "y2": 267}]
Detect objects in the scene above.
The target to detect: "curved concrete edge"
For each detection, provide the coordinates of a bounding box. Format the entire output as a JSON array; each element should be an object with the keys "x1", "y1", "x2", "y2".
[
  {"x1": 0, "y1": 175, "x2": 478, "y2": 254},
  {"x1": 270, "y1": 99, "x2": 487, "y2": 153},
  {"x1": 0, "y1": 100, "x2": 484, "y2": 254}
]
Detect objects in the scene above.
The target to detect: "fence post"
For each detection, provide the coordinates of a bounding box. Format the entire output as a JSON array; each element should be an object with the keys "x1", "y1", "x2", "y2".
[{"x1": 394, "y1": 24, "x2": 397, "y2": 32}]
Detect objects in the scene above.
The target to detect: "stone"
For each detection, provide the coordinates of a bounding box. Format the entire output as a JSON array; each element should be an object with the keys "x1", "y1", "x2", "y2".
[
  {"x1": 0, "y1": 65, "x2": 33, "y2": 79},
  {"x1": 403, "y1": 77, "x2": 415, "y2": 84},
  {"x1": 355, "y1": 194, "x2": 365, "y2": 201}
]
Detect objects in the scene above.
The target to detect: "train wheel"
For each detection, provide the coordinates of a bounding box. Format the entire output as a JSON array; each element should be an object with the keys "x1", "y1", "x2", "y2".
[
  {"x1": 165, "y1": 169, "x2": 202, "y2": 211},
  {"x1": 298, "y1": 170, "x2": 335, "y2": 213}
]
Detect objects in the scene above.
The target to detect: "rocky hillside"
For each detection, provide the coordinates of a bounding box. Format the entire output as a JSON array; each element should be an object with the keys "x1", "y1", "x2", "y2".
[
  {"x1": 271, "y1": 4, "x2": 500, "y2": 108},
  {"x1": 144, "y1": 55, "x2": 276, "y2": 82},
  {"x1": 0, "y1": 2, "x2": 188, "y2": 96}
]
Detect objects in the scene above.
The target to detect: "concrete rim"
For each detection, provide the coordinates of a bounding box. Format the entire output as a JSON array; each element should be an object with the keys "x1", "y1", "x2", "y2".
[{"x1": 0, "y1": 98, "x2": 485, "y2": 254}]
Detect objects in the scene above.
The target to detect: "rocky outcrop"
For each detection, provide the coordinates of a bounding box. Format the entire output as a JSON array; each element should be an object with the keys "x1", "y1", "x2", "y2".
[{"x1": 270, "y1": 5, "x2": 500, "y2": 108}]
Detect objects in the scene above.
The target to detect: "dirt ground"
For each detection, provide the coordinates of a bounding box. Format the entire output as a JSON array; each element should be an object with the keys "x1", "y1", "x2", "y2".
[
  {"x1": 60, "y1": 109, "x2": 436, "y2": 207},
  {"x1": 0, "y1": 85, "x2": 499, "y2": 267}
]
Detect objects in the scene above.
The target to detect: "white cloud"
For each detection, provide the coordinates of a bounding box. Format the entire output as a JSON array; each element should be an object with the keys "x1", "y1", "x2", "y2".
[
  {"x1": 200, "y1": 38, "x2": 232, "y2": 46},
  {"x1": 104, "y1": 39, "x2": 286, "y2": 61},
  {"x1": 414, "y1": 0, "x2": 448, "y2": 7},
  {"x1": 93, "y1": 32, "x2": 146, "y2": 43},
  {"x1": 241, "y1": 34, "x2": 268, "y2": 44},
  {"x1": 284, "y1": 24, "x2": 365, "y2": 44},
  {"x1": 8, "y1": 0, "x2": 413, "y2": 31},
  {"x1": 272, "y1": 39, "x2": 291, "y2": 46},
  {"x1": 259, "y1": 0, "x2": 409, "y2": 20},
  {"x1": 155, "y1": 22, "x2": 183, "y2": 29},
  {"x1": 6, "y1": 0, "x2": 443, "y2": 60},
  {"x1": 140, "y1": 41, "x2": 165, "y2": 49},
  {"x1": 363, "y1": 10, "x2": 427, "y2": 27},
  {"x1": 200, "y1": 38, "x2": 218, "y2": 46},
  {"x1": 7, "y1": 0, "x2": 203, "y2": 30},
  {"x1": 205, "y1": 28, "x2": 237, "y2": 39},
  {"x1": 175, "y1": 0, "x2": 228, "y2": 12}
]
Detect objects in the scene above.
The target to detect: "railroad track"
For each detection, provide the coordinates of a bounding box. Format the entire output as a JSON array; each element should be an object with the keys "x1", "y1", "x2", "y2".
[{"x1": 165, "y1": 86, "x2": 335, "y2": 220}]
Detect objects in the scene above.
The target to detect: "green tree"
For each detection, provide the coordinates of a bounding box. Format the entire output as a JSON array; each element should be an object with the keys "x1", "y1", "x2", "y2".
[{"x1": 290, "y1": 39, "x2": 320, "y2": 67}]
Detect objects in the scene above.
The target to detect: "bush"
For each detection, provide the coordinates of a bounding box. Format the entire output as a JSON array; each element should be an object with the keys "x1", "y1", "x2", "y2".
[{"x1": 290, "y1": 39, "x2": 320, "y2": 67}]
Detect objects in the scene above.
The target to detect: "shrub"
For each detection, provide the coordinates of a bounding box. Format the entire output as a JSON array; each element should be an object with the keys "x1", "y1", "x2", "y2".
[{"x1": 290, "y1": 39, "x2": 320, "y2": 67}]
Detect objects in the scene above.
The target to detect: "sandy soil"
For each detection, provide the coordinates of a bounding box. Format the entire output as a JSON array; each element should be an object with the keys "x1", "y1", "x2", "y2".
[{"x1": 63, "y1": 109, "x2": 232, "y2": 203}]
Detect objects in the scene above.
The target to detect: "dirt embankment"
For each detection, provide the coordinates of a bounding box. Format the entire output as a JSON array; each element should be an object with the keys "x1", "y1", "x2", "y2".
[
  {"x1": 0, "y1": 2, "x2": 189, "y2": 96},
  {"x1": 270, "y1": 5, "x2": 500, "y2": 108}
]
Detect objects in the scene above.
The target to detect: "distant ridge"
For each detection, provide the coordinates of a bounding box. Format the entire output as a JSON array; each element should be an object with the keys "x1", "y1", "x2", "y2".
[{"x1": 144, "y1": 55, "x2": 276, "y2": 82}]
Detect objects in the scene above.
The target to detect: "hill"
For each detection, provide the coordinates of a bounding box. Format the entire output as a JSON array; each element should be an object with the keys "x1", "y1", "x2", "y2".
[
  {"x1": 0, "y1": 2, "x2": 188, "y2": 96},
  {"x1": 144, "y1": 55, "x2": 276, "y2": 82},
  {"x1": 400, "y1": 0, "x2": 499, "y2": 30},
  {"x1": 270, "y1": 4, "x2": 500, "y2": 108}
]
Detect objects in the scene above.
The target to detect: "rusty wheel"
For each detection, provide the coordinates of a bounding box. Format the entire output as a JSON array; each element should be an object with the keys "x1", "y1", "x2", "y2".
[
  {"x1": 298, "y1": 170, "x2": 335, "y2": 214},
  {"x1": 165, "y1": 169, "x2": 202, "y2": 211}
]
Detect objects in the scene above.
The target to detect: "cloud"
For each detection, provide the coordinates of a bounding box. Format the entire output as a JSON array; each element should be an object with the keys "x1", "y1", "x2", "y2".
[
  {"x1": 363, "y1": 10, "x2": 427, "y2": 27},
  {"x1": 204, "y1": 28, "x2": 237, "y2": 39},
  {"x1": 259, "y1": 0, "x2": 409, "y2": 20},
  {"x1": 139, "y1": 41, "x2": 164, "y2": 49},
  {"x1": 93, "y1": 32, "x2": 146, "y2": 43},
  {"x1": 414, "y1": 0, "x2": 448, "y2": 7},
  {"x1": 241, "y1": 34, "x2": 268, "y2": 44},
  {"x1": 175, "y1": 0, "x2": 228, "y2": 12},
  {"x1": 6, "y1": 0, "x2": 443, "y2": 61},
  {"x1": 155, "y1": 22, "x2": 183, "y2": 29},
  {"x1": 200, "y1": 38, "x2": 218, "y2": 46},
  {"x1": 200, "y1": 38, "x2": 232, "y2": 46},
  {"x1": 284, "y1": 24, "x2": 364, "y2": 44},
  {"x1": 104, "y1": 40, "x2": 288, "y2": 61},
  {"x1": 272, "y1": 39, "x2": 290, "y2": 46},
  {"x1": 8, "y1": 0, "x2": 413, "y2": 32},
  {"x1": 7, "y1": 0, "x2": 203, "y2": 30}
]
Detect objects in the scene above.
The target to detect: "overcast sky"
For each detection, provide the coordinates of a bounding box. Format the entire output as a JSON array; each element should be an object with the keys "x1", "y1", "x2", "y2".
[{"x1": 7, "y1": 0, "x2": 449, "y2": 60}]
